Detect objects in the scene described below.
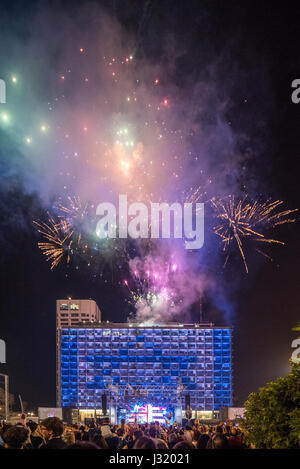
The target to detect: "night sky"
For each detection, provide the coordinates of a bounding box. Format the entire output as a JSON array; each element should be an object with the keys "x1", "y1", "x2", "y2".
[{"x1": 1, "y1": 0, "x2": 300, "y2": 410}]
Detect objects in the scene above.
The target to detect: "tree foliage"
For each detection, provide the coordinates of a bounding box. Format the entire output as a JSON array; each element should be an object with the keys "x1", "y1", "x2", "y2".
[
  {"x1": 292, "y1": 322, "x2": 300, "y2": 340},
  {"x1": 241, "y1": 361, "x2": 300, "y2": 448}
]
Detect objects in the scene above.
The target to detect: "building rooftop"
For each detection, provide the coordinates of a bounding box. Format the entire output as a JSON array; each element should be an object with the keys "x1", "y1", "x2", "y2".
[{"x1": 60, "y1": 321, "x2": 232, "y2": 329}]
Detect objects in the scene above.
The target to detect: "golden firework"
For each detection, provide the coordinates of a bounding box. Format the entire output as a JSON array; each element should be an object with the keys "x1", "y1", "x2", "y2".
[
  {"x1": 33, "y1": 215, "x2": 73, "y2": 269},
  {"x1": 54, "y1": 195, "x2": 90, "y2": 245},
  {"x1": 211, "y1": 196, "x2": 298, "y2": 273}
]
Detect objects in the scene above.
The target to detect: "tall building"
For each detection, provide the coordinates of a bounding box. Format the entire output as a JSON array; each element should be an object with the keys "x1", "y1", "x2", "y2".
[
  {"x1": 56, "y1": 299, "x2": 101, "y2": 328},
  {"x1": 56, "y1": 299, "x2": 101, "y2": 406},
  {"x1": 56, "y1": 304, "x2": 232, "y2": 423}
]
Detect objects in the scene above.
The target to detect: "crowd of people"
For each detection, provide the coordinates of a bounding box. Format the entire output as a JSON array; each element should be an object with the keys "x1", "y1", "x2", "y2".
[{"x1": 0, "y1": 414, "x2": 247, "y2": 450}]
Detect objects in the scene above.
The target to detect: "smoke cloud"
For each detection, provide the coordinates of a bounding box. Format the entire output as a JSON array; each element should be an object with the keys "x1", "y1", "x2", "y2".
[{"x1": 0, "y1": 2, "x2": 274, "y2": 323}]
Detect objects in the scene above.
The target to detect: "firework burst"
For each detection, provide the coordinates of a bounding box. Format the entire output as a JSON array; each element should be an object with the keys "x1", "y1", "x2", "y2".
[
  {"x1": 124, "y1": 258, "x2": 180, "y2": 323},
  {"x1": 34, "y1": 197, "x2": 131, "y2": 273},
  {"x1": 33, "y1": 215, "x2": 73, "y2": 270},
  {"x1": 211, "y1": 196, "x2": 298, "y2": 273},
  {"x1": 54, "y1": 195, "x2": 89, "y2": 220},
  {"x1": 183, "y1": 185, "x2": 207, "y2": 205},
  {"x1": 54, "y1": 196, "x2": 92, "y2": 245}
]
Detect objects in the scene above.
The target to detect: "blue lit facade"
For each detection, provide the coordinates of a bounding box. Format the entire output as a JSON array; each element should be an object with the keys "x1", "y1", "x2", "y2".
[{"x1": 58, "y1": 325, "x2": 231, "y2": 412}]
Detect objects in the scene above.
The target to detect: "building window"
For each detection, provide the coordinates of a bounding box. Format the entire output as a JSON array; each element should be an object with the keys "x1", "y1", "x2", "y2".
[
  {"x1": 70, "y1": 304, "x2": 79, "y2": 310},
  {"x1": 60, "y1": 304, "x2": 68, "y2": 310}
]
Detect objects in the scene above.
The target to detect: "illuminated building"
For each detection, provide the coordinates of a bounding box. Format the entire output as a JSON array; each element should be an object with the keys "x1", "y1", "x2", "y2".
[{"x1": 56, "y1": 303, "x2": 232, "y2": 422}]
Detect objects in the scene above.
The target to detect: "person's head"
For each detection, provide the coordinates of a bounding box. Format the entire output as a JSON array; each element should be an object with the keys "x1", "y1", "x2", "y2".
[
  {"x1": 63, "y1": 429, "x2": 75, "y2": 446},
  {"x1": 196, "y1": 433, "x2": 210, "y2": 449},
  {"x1": 65, "y1": 441, "x2": 100, "y2": 449},
  {"x1": 184, "y1": 428, "x2": 194, "y2": 442},
  {"x1": 3, "y1": 426, "x2": 29, "y2": 449},
  {"x1": 82, "y1": 431, "x2": 90, "y2": 441},
  {"x1": 149, "y1": 427, "x2": 156, "y2": 438},
  {"x1": 92, "y1": 432, "x2": 109, "y2": 449},
  {"x1": 168, "y1": 432, "x2": 178, "y2": 448},
  {"x1": 41, "y1": 417, "x2": 64, "y2": 440},
  {"x1": 26, "y1": 420, "x2": 38, "y2": 434},
  {"x1": 212, "y1": 434, "x2": 229, "y2": 449},
  {"x1": 154, "y1": 438, "x2": 168, "y2": 449},
  {"x1": 0, "y1": 423, "x2": 12, "y2": 438},
  {"x1": 133, "y1": 436, "x2": 156, "y2": 449},
  {"x1": 215, "y1": 425, "x2": 223, "y2": 434},
  {"x1": 106, "y1": 436, "x2": 120, "y2": 449},
  {"x1": 133, "y1": 430, "x2": 143, "y2": 441},
  {"x1": 172, "y1": 440, "x2": 194, "y2": 450},
  {"x1": 73, "y1": 430, "x2": 82, "y2": 440},
  {"x1": 116, "y1": 428, "x2": 124, "y2": 437}
]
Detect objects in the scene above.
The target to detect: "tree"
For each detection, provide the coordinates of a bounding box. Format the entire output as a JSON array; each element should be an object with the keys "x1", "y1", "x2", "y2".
[
  {"x1": 292, "y1": 322, "x2": 300, "y2": 338},
  {"x1": 241, "y1": 361, "x2": 300, "y2": 449}
]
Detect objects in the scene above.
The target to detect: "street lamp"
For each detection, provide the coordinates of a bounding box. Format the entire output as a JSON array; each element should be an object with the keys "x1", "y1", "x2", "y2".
[{"x1": 0, "y1": 373, "x2": 9, "y2": 421}]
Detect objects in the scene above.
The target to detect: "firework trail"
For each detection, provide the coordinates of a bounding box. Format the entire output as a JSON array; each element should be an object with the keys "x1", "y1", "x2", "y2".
[{"x1": 211, "y1": 196, "x2": 298, "y2": 273}]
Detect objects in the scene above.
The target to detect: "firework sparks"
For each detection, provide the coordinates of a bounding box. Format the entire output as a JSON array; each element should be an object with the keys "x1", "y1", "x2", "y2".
[
  {"x1": 182, "y1": 177, "x2": 212, "y2": 208},
  {"x1": 33, "y1": 215, "x2": 73, "y2": 269},
  {"x1": 184, "y1": 186, "x2": 206, "y2": 204},
  {"x1": 124, "y1": 258, "x2": 181, "y2": 323},
  {"x1": 4, "y1": 21, "x2": 295, "y2": 283},
  {"x1": 54, "y1": 195, "x2": 91, "y2": 245},
  {"x1": 211, "y1": 196, "x2": 298, "y2": 273},
  {"x1": 35, "y1": 198, "x2": 131, "y2": 273}
]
